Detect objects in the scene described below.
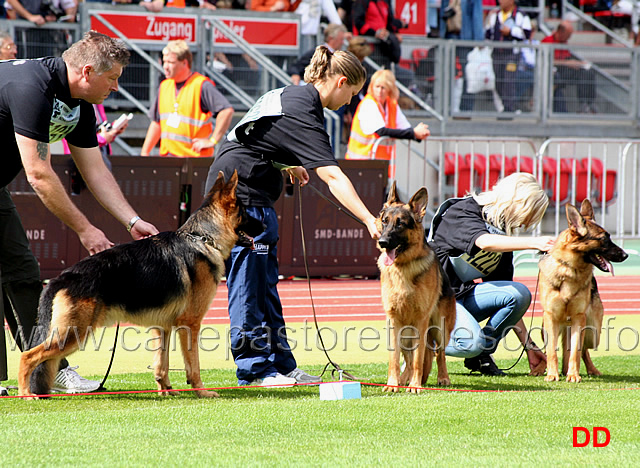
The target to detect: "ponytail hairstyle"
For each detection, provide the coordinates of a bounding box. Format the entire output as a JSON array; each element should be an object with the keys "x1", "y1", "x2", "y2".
[
  {"x1": 303, "y1": 46, "x2": 366, "y2": 88},
  {"x1": 472, "y1": 172, "x2": 549, "y2": 235}
]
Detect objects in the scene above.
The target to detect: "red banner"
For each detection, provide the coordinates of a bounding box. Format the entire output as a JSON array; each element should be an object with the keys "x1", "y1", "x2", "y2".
[
  {"x1": 90, "y1": 11, "x2": 198, "y2": 44},
  {"x1": 213, "y1": 16, "x2": 299, "y2": 49},
  {"x1": 395, "y1": 0, "x2": 428, "y2": 37}
]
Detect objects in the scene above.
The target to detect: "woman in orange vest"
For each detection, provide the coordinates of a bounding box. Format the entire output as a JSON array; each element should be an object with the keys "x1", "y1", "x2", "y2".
[{"x1": 346, "y1": 69, "x2": 429, "y2": 178}]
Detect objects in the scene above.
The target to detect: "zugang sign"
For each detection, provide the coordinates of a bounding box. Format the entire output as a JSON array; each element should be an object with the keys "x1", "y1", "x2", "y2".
[{"x1": 90, "y1": 11, "x2": 197, "y2": 44}]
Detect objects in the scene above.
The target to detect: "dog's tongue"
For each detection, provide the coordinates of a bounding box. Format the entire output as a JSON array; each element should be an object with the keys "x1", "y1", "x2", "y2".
[
  {"x1": 382, "y1": 249, "x2": 397, "y2": 266},
  {"x1": 605, "y1": 258, "x2": 614, "y2": 277}
]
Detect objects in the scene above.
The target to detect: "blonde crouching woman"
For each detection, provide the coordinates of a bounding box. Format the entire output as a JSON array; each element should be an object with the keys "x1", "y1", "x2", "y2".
[{"x1": 428, "y1": 172, "x2": 554, "y2": 375}]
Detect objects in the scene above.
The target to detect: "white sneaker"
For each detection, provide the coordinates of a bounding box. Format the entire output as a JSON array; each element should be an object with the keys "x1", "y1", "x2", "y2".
[
  {"x1": 285, "y1": 367, "x2": 322, "y2": 384},
  {"x1": 52, "y1": 366, "x2": 101, "y2": 394},
  {"x1": 249, "y1": 373, "x2": 296, "y2": 387},
  {"x1": 0, "y1": 386, "x2": 8, "y2": 396}
]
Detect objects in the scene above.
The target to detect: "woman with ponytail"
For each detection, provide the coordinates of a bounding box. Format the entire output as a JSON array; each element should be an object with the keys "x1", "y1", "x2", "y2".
[{"x1": 204, "y1": 46, "x2": 380, "y2": 387}]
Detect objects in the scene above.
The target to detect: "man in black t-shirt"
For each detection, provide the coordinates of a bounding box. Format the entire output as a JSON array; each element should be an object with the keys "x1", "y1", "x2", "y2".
[{"x1": 0, "y1": 31, "x2": 159, "y2": 394}]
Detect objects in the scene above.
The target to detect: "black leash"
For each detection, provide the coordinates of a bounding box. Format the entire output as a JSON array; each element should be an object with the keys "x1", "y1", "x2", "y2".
[
  {"x1": 297, "y1": 183, "x2": 359, "y2": 381},
  {"x1": 98, "y1": 322, "x2": 119, "y2": 390},
  {"x1": 499, "y1": 270, "x2": 541, "y2": 372},
  {"x1": 305, "y1": 183, "x2": 366, "y2": 227}
]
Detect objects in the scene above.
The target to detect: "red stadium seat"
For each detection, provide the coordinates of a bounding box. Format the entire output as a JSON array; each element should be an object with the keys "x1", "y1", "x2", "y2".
[
  {"x1": 444, "y1": 152, "x2": 472, "y2": 197},
  {"x1": 582, "y1": 157, "x2": 617, "y2": 203}
]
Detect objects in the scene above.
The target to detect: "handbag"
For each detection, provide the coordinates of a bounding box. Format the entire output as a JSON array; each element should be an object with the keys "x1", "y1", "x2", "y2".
[
  {"x1": 445, "y1": 0, "x2": 462, "y2": 34},
  {"x1": 465, "y1": 47, "x2": 496, "y2": 94}
]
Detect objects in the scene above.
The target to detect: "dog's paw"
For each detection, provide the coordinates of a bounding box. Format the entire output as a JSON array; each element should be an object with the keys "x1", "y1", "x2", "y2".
[
  {"x1": 528, "y1": 361, "x2": 547, "y2": 376},
  {"x1": 383, "y1": 381, "x2": 400, "y2": 393},
  {"x1": 586, "y1": 367, "x2": 602, "y2": 377},
  {"x1": 566, "y1": 373, "x2": 582, "y2": 383},
  {"x1": 197, "y1": 390, "x2": 220, "y2": 398},
  {"x1": 407, "y1": 385, "x2": 423, "y2": 394},
  {"x1": 437, "y1": 377, "x2": 451, "y2": 386},
  {"x1": 544, "y1": 374, "x2": 560, "y2": 382}
]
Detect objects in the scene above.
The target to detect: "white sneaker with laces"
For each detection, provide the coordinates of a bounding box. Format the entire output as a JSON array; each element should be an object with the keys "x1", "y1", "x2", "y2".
[
  {"x1": 52, "y1": 366, "x2": 101, "y2": 394},
  {"x1": 249, "y1": 373, "x2": 296, "y2": 387},
  {"x1": 285, "y1": 367, "x2": 322, "y2": 384}
]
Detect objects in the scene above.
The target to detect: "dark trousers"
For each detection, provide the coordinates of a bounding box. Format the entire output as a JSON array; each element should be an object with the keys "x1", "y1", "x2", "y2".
[
  {"x1": 0, "y1": 187, "x2": 67, "y2": 381},
  {"x1": 225, "y1": 206, "x2": 296, "y2": 385},
  {"x1": 493, "y1": 51, "x2": 519, "y2": 112},
  {"x1": 553, "y1": 65, "x2": 597, "y2": 113}
]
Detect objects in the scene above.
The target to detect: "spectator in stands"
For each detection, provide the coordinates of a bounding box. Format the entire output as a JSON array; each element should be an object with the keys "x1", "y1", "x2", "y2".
[
  {"x1": 288, "y1": 23, "x2": 347, "y2": 85},
  {"x1": 141, "y1": 40, "x2": 234, "y2": 157},
  {"x1": 249, "y1": 0, "x2": 290, "y2": 12},
  {"x1": 542, "y1": 20, "x2": 598, "y2": 114},
  {"x1": 429, "y1": 172, "x2": 551, "y2": 376},
  {"x1": 515, "y1": 18, "x2": 538, "y2": 112},
  {"x1": 485, "y1": 0, "x2": 531, "y2": 113},
  {"x1": 0, "y1": 31, "x2": 158, "y2": 394},
  {"x1": 346, "y1": 69, "x2": 430, "y2": 178},
  {"x1": 352, "y1": 0, "x2": 407, "y2": 68},
  {"x1": 0, "y1": 30, "x2": 17, "y2": 60},
  {"x1": 5, "y1": 0, "x2": 77, "y2": 57},
  {"x1": 290, "y1": 0, "x2": 345, "y2": 52},
  {"x1": 5, "y1": 0, "x2": 77, "y2": 23}
]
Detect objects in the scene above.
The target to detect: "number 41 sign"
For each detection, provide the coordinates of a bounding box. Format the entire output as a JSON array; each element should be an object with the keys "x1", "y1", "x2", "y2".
[{"x1": 396, "y1": 0, "x2": 428, "y2": 36}]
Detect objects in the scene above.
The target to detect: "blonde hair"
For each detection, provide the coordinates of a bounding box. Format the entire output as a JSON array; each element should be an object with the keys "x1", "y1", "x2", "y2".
[
  {"x1": 367, "y1": 69, "x2": 399, "y2": 101},
  {"x1": 62, "y1": 30, "x2": 130, "y2": 74},
  {"x1": 163, "y1": 40, "x2": 193, "y2": 68},
  {"x1": 303, "y1": 46, "x2": 366, "y2": 87},
  {"x1": 472, "y1": 172, "x2": 548, "y2": 235}
]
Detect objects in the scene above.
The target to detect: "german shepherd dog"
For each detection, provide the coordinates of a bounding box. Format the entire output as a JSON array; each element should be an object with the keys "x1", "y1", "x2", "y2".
[
  {"x1": 18, "y1": 171, "x2": 264, "y2": 399},
  {"x1": 537, "y1": 199, "x2": 627, "y2": 382},
  {"x1": 376, "y1": 183, "x2": 456, "y2": 393}
]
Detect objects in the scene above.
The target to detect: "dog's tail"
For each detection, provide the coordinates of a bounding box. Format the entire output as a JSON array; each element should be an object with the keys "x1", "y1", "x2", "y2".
[{"x1": 29, "y1": 280, "x2": 65, "y2": 395}]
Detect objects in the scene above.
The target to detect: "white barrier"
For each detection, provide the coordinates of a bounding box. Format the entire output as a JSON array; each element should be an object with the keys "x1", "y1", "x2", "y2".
[{"x1": 383, "y1": 137, "x2": 640, "y2": 248}]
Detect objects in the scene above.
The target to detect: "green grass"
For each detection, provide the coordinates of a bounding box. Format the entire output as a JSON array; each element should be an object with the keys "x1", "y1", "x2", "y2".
[{"x1": 3, "y1": 319, "x2": 640, "y2": 466}]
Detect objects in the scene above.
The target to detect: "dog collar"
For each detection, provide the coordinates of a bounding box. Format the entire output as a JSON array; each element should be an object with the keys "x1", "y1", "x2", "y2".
[{"x1": 185, "y1": 232, "x2": 217, "y2": 249}]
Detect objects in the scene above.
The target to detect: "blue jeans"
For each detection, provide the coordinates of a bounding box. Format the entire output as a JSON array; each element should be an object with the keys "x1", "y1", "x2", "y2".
[
  {"x1": 445, "y1": 281, "x2": 531, "y2": 357},
  {"x1": 225, "y1": 207, "x2": 297, "y2": 385}
]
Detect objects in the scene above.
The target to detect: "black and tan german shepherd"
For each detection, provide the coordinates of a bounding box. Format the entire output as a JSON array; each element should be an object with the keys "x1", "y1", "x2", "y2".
[
  {"x1": 376, "y1": 182, "x2": 456, "y2": 393},
  {"x1": 18, "y1": 170, "x2": 263, "y2": 399},
  {"x1": 537, "y1": 199, "x2": 627, "y2": 382}
]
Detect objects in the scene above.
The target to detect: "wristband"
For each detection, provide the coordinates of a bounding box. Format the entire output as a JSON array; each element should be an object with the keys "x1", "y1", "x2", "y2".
[
  {"x1": 127, "y1": 215, "x2": 141, "y2": 232},
  {"x1": 209, "y1": 136, "x2": 218, "y2": 145}
]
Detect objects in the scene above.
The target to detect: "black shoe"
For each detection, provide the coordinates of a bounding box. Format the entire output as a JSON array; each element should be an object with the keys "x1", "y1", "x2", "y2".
[{"x1": 464, "y1": 355, "x2": 506, "y2": 376}]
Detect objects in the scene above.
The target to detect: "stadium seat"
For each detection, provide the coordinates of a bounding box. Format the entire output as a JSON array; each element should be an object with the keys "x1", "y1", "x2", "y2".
[
  {"x1": 511, "y1": 155, "x2": 535, "y2": 174},
  {"x1": 582, "y1": 157, "x2": 617, "y2": 203},
  {"x1": 444, "y1": 152, "x2": 472, "y2": 197},
  {"x1": 542, "y1": 157, "x2": 572, "y2": 203}
]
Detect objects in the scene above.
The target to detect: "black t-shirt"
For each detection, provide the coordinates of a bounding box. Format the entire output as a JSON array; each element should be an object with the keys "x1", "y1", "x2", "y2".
[
  {"x1": 210, "y1": 84, "x2": 338, "y2": 207},
  {"x1": 428, "y1": 197, "x2": 514, "y2": 298},
  {"x1": 0, "y1": 57, "x2": 98, "y2": 187}
]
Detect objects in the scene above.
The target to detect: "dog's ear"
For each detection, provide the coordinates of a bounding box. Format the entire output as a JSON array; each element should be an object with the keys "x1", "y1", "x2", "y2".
[
  {"x1": 566, "y1": 203, "x2": 588, "y2": 237},
  {"x1": 579, "y1": 198, "x2": 594, "y2": 221},
  {"x1": 408, "y1": 187, "x2": 428, "y2": 223},
  {"x1": 385, "y1": 181, "x2": 400, "y2": 206}
]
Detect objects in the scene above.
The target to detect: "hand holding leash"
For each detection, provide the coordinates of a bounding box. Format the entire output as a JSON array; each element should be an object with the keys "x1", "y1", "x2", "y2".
[{"x1": 286, "y1": 166, "x2": 309, "y2": 186}]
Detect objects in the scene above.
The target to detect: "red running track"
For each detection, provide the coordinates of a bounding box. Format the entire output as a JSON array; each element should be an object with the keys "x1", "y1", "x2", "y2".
[{"x1": 203, "y1": 275, "x2": 640, "y2": 324}]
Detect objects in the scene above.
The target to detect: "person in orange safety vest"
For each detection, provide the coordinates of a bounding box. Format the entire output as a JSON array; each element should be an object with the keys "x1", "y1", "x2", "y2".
[
  {"x1": 141, "y1": 40, "x2": 234, "y2": 158},
  {"x1": 346, "y1": 69, "x2": 429, "y2": 178}
]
